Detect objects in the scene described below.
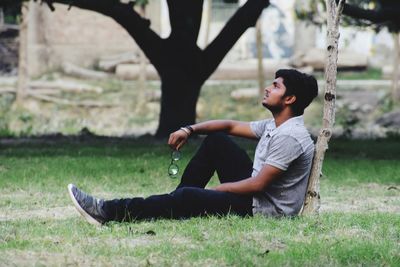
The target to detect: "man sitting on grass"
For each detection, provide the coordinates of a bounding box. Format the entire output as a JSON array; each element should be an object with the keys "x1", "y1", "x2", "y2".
[{"x1": 68, "y1": 69, "x2": 318, "y2": 225}]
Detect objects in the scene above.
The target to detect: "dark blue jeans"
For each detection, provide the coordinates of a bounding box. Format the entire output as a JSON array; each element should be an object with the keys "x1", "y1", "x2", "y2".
[{"x1": 103, "y1": 133, "x2": 254, "y2": 222}]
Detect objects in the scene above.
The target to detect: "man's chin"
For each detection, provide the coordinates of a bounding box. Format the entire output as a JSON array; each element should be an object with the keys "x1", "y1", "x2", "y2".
[{"x1": 262, "y1": 102, "x2": 281, "y2": 113}]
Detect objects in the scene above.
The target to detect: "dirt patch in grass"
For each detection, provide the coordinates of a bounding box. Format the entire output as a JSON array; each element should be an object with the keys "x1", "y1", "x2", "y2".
[
  {"x1": 321, "y1": 196, "x2": 400, "y2": 213},
  {"x1": 86, "y1": 236, "x2": 159, "y2": 248},
  {"x1": 332, "y1": 228, "x2": 374, "y2": 240},
  {"x1": 0, "y1": 206, "x2": 76, "y2": 222},
  {"x1": 321, "y1": 183, "x2": 400, "y2": 213},
  {"x1": 0, "y1": 249, "x2": 142, "y2": 266}
]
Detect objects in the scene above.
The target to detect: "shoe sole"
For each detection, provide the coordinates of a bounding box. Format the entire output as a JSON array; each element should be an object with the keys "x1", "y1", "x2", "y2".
[{"x1": 68, "y1": 184, "x2": 102, "y2": 226}]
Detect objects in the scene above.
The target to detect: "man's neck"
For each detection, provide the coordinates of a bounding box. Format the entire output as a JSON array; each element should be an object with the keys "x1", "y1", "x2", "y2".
[{"x1": 272, "y1": 109, "x2": 296, "y2": 127}]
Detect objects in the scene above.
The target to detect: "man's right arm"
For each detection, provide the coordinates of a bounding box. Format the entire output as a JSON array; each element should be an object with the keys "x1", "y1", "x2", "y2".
[
  {"x1": 168, "y1": 120, "x2": 257, "y2": 150},
  {"x1": 192, "y1": 120, "x2": 256, "y2": 138}
]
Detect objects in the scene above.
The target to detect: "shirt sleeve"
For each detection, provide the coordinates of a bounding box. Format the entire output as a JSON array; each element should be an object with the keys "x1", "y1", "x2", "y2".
[
  {"x1": 250, "y1": 120, "x2": 269, "y2": 139},
  {"x1": 265, "y1": 135, "x2": 303, "y2": 171}
]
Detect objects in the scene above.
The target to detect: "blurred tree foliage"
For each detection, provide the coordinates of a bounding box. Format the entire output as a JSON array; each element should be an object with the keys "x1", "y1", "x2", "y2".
[
  {"x1": 1, "y1": 1, "x2": 22, "y2": 24},
  {"x1": 295, "y1": 0, "x2": 399, "y2": 33}
]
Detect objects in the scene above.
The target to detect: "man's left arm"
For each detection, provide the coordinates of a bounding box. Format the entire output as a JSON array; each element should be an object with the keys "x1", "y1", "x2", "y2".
[
  {"x1": 214, "y1": 134, "x2": 303, "y2": 194},
  {"x1": 213, "y1": 164, "x2": 284, "y2": 194}
]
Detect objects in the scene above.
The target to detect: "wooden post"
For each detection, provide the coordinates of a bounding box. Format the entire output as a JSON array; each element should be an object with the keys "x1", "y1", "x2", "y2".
[
  {"x1": 16, "y1": 2, "x2": 29, "y2": 106},
  {"x1": 302, "y1": 0, "x2": 345, "y2": 215},
  {"x1": 391, "y1": 33, "x2": 399, "y2": 102},
  {"x1": 256, "y1": 19, "x2": 265, "y2": 99}
]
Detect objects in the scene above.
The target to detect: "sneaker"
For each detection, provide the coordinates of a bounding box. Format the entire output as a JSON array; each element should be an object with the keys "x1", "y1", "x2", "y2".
[{"x1": 68, "y1": 184, "x2": 107, "y2": 226}]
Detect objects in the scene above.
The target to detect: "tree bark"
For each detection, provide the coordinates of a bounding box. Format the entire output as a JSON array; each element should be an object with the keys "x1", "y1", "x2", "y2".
[
  {"x1": 156, "y1": 79, "x2": 201, "y2": 137},
  {"x1": 392, "y1": 33, "x2": 399, "y2": 102},
  {"x1": 302, "y1": 0, "x2": 344, "y2": 215},
  {"x1": 138, "y1": 5, "x2": 147, "y2": 89}
]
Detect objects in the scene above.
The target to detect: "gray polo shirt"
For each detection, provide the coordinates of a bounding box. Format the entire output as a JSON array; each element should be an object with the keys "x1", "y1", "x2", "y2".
[{"x1": 250, "y1": 116, "x2": 314, "y2": 216}]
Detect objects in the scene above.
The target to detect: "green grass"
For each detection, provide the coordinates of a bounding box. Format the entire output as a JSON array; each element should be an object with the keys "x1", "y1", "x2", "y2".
[
  {"x1": 0, "y1": 138, "x2": 399, "y2": 265},
  {"x1": 324, "y1": 138, "x2": 400, "y2": 185},
  {"x1": 1, "y1": 214, "x2": 399, "y2": 266}
]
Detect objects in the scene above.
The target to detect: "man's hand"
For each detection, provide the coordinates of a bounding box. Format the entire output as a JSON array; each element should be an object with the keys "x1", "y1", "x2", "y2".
[{"x1": 168, "y1": 129, "x2": 190, "y2": 150}]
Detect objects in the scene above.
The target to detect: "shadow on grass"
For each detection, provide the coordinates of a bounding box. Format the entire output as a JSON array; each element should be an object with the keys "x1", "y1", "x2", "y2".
[{"x1": 1, "y1": 132, "x2": 400, "y2": 159}]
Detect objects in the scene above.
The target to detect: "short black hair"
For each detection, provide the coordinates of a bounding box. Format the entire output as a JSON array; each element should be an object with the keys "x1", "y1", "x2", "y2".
[{"x1": 275, "y1": 69, "x2": 318, "y2": 116}]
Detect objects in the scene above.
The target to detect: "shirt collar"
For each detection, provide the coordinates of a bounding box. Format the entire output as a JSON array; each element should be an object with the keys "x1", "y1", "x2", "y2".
[{"x1": 268, "y1": 116, "x2": 304, "y2": 137}]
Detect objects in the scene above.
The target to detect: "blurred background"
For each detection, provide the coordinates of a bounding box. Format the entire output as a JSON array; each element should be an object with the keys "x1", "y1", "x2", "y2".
[{"x1": 0, "y1": 0, "x2": 399, "y2": 139}]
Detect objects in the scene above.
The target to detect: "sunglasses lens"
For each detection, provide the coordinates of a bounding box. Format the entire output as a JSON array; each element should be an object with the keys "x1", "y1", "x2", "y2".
[
  {"x1": 171, "y1": 150, "x2": 181, "y2": 161},
  {"x1": 168, "y1": 164, "x2": 179, "y2": 177}
]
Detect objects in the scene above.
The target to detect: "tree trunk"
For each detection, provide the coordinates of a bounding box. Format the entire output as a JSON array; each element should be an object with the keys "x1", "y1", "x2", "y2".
[
  {"x1": 138, "y1": 5, "x2": 147, "y2": 89},
  {"x1": 302, "y1": 0, "x2": 344, "y2": 215},
  {"x1": 256, "y1": 19, "x2": 265, "y2": 99},
  {"x1": 391, "y1": 33, "x2": 399, "y2": 102},
  {"x1": 155, "y1": 80, "x2": 201, "y2": 137},
  {"x1": 16, "y1": 1, "x2": 29, "y2": 106}
]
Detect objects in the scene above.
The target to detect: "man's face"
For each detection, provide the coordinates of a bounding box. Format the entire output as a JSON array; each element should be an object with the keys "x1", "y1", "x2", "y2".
[{"x1": 262, "y1": 77, "x2": 288, "y2": 111}]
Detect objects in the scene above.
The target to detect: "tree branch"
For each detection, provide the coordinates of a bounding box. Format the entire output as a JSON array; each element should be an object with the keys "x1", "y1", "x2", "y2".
[{"x1": 342, "y1": 3, "x2": 399, "y2": 24}]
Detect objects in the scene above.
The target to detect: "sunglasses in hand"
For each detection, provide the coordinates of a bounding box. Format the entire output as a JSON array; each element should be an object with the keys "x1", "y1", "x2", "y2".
[{"x1": 168, "y1": 150, "x2": 181, "y2": 178}]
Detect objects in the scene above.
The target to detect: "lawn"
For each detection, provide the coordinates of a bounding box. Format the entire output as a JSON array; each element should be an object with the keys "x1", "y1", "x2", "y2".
[{"x1": 0, "y1": 137, "x2": 399, "y2": 266}]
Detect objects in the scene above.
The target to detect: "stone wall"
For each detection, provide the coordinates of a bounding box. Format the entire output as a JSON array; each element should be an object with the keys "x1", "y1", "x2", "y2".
[{"x1": 27, "y1": 2, "x2": 160, "y2": 77}]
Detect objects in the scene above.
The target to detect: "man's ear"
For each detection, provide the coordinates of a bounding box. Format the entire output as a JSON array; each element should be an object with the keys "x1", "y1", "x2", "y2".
[{"x1": 285, "y1": 95, "x2": 296, "y2": 105}]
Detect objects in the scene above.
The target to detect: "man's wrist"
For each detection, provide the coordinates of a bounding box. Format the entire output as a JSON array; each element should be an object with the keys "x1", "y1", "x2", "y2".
[
  {"x1": 185, "y1": 125, "x2": 194, "y2": 134},
  {"x1": 214, "y1": 183, "x2": 230, "y2": 192},
  {"x1": 180, "y1": 125, "x2": 194, "y2": 136},
  {"x1": 180, "y1": 127, "x2": 191, "y2": 136}
]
